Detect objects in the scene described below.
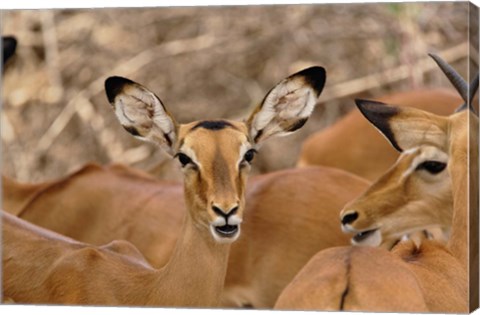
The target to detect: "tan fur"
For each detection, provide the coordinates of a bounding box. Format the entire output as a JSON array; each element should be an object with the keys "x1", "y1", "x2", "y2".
[
  {"x1": 357, "y1": 107, "x2": 473, "y2": 271},
  {"x1": 2, "y1": 211, "x2": 228, "y2": 306},
  {"x1": 3, "y1": 163, "x2": 184, "y2": 267},
  {"x1": 297, "y1": 89, "x2": 460, "y2": 181},
  {"x1": 275, "y1": 240, "x2": 467, "y2": 312},
  {"x1": 2, "y1": 174, "x2": 57, "y2": 216},
  {"x1": 223, "y1": 166, "x2": 368, "y2": 307},
  {"x1": 340, "y1": 145, "x2": 453, "y2": 245},
  {"x1": 391, "y1": 240, "x2": 467, "y2": 312},
  {"x1": 275, "y1": 246, "x2": 429, "y2": 312},
  {"x1": 275, "y1": 105, "x2": 474, "y2": 313},
  {"x1": 176, "y1": 121, "x2": 250, "y2": 225},
  {"x1": 3, "y1": 165, "x2": 369, "y2": 308}
]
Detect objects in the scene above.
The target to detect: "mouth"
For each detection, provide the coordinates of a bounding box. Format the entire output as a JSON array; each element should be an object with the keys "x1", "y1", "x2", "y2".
[
  {"x1": 351, "y1": 228, "x2": 382, "y2": 247},
  {"x1": 353, "y1": 228, "x2": 378, "y2": 242},
  {"x1": 214, "y1": 224, "x2": 239, "y2": 238},
  {"x1": 210, "y1": 214, "x2": 242, "y2": 243}
]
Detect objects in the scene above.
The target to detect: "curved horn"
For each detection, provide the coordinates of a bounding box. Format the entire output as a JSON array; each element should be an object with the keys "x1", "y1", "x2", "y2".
[
  {"x1": 469, "y1": 72, "x2": 479, "y2": 104},
  {"x1": 429, "y1": 53, "x2": 468, "y2": 103},
  {"x1": 467, "y1": 72, "x2": 479, "y2": 115}
]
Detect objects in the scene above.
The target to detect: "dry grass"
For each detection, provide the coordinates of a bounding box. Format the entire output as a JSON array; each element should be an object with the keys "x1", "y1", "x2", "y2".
[{"x1": 1, "y1": 3, "x2": 472, "y2": 182}]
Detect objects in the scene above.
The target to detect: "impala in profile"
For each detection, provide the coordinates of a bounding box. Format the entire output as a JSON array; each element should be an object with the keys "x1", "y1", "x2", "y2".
[
  {"x1": 340, "y1": 54, "x2": 478, "y2": 249},
  {"x1": 275, "y1": 54, "x2": 476, "y2": 312}
]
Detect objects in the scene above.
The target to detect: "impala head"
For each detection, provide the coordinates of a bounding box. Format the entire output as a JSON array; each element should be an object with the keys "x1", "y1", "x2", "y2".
[
  {"x1": 105, "y1": 66, "x2": 326, "y2": 243},
  {"x1": 340, "y1": 145, "x2": 452, "y2": 246},
  {"x1": 340, "y1": 54, "x2": 478, "y2": 247}
]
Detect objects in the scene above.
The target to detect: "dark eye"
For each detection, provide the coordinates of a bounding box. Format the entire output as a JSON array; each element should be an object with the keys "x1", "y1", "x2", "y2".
[
  {"x1": 176, "y1": 153, "x2": 193, "y2": 167},
  {"x1": 243, "y1": 149, "x2": 256, "y2": 164},
  {"x1": 416, "y1": 161, "x2": 447, "y2": 174}
]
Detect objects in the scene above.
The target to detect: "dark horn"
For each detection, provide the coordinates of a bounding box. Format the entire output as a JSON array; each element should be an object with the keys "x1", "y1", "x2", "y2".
[
  {"x1": 469, "y1": 72, "x2": 479, "y2": 104},
  {"x1": 429, "y1": 53, "x2": 468, "y2": 103},
  {"x1": 453, "y1": 72, "x2": 479, "y2": 114},
  {"x1": 467, "y1": 72, "x2": 479, "y2": 114}
]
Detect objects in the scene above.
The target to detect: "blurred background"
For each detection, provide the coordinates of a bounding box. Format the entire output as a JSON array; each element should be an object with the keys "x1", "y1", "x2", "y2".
[{"x1": 1, "y1": 3, "x2": 475, "y2": 182}]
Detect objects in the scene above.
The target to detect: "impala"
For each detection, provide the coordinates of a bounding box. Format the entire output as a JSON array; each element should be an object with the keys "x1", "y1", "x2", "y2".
[
  {"x1": 340, "y1": 55, "x2": 478, "y2": 252},
  {"x1": 4, "y1": 61, "x2": 390, "y2": 307},
  {"x1": 2, "y1": 66, "x2": 327, "y2": 305},
  {"x1": 275, "y1": 54, "x2": 477, "y2": 312}
]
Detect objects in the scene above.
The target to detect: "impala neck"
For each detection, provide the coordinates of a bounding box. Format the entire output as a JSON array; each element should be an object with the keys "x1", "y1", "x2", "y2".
[
  {"x1": 147, "y1": 211, "x2": 231, "y2": 307},
  {"x1": 448, "y1": 156, "x2": 468, "y2": 269},
  {"x1": 447, "y1": 113, "x2": 477, "y2": 271}
]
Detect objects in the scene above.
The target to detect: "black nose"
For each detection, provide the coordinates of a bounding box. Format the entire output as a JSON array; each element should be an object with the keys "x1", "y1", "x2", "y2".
[
  {"x1": 212, "y1": 205, "x2": 238, "y2": 218},
  {"x1": 341, "y1": 212, "x2": 359, "y2": 225}
]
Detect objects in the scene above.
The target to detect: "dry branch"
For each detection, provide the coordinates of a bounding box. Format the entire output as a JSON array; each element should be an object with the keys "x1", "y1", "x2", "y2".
[
  {"x1": 34, "y1": 33, "x2": 226, "y2": 158},
  {"x1": 469, "y1": 43, "x2": 478, "y2": 66},
  {"x1": 40, "y1": 10, "x2": 63, "y2": 102},
  {"x1": 1, "y1": 112, "x2": 16, "y2": 144},
  {"x1": 2, "y1": 5, "x2": 470, "y2": 181},
  {"x1": 320, "y1": 42, "x2": 469, "y2": 103}
]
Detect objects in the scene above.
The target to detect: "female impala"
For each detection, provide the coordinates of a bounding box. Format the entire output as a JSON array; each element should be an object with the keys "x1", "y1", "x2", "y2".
[
  {"x1": 339, "y1": 55, "x2": 478, "y2": 252},
  {"x1": 2, "y1": 66, "x2": 327, "y2": 305},
  {"x1": 275, "y1": 54, "x2": 476, "y2": 312},
  {"x1": 2, "y1": 63, "x2": 373, "y2": 307}
]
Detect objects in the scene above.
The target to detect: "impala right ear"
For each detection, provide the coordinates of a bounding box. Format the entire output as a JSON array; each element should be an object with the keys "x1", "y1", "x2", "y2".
[
  {"x1": 246, "y1": 66, "x2": 326, "y2": 145},
  {"x1": 355, "y1": 99, "x2": 448, "y2": 152},
  {"x1": 105, "y1": 76, "x2": 178, "y2": 156},
  {"x1": 2, "y1": 36, "x2": 17, "y2": 65}
]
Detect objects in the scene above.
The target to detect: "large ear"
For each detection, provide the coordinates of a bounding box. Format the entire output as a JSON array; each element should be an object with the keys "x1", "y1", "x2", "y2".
[
  {"x1": 105, "y1": 76, "x2": 178, "y2": 156},
  {"x1": 2, "y1": 36, "x2": 17, "y2": 65},
  {"x1": 246, "y1": 66, "x2": 326, "y2": 144},
  {"x1": 355, "y1": 99, "x2": 449, "y2": 152}
]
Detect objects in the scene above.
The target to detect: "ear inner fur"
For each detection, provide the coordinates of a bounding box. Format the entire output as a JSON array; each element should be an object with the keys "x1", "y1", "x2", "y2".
[
  {"x1": 355, "y1": 99, "x2": 402, "y2": 151},
  {"x1": 246, "y1": 66, "x2": 327, "y2": 144}
]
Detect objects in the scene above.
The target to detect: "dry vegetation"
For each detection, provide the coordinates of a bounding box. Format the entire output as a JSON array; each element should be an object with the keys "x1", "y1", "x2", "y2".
[{"x1": 1, "y1": 3, "x2": 474, "y2": 182}]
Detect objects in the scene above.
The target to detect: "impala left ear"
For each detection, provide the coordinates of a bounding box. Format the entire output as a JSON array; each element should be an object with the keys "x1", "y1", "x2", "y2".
[
  {"x1": 355, "y1": 99, "x2": 449, "y2": 152},
  {"x1": 246, "y1": 66, "x2": 326, "y2": 145}
]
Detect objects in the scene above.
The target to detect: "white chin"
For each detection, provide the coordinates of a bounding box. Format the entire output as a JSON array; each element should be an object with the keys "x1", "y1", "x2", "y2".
[
  {"x1": 351, "y1": 229, "x2": 382, "y2": 247},
  {"x1": 210, "y1": 225, "x2": 240, "y2": 244}
]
